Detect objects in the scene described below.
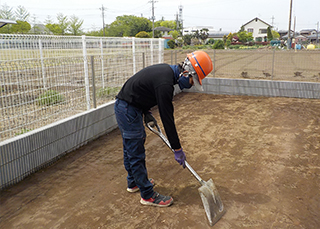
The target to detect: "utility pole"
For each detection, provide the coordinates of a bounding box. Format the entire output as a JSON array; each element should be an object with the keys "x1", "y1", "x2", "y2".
[
  {"x1": 100, "y1": 5, "x2": 106, "y2": 37},
  {"x1": 271, "y1": 15, "x2": 275, "y2": 28},
  {"x1": 178, "y1": 4, "x2": 183, "y2": 34},
  {"x1": 287, "y1": 0, "x2": 293, "y2": 49},
  {"x1": 149, "y1": 0, "x2": 157, "y2": 38}
]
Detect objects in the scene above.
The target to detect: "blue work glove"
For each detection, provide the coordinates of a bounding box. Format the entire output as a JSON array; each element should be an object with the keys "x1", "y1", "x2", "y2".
[
  {"x1": 174, "y1": 148, "x2": 186, "y2": 168},
  {"x1": 144, "y1": 111, "x2": 157, "y2": 127}
]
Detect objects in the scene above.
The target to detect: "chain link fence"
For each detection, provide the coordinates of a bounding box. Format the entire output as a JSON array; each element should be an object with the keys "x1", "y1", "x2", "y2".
[
  {"x1": 0, "y1": 34, "x2": 164, "y2": 142},
  {"x1": 2, "y1": 35, "x2": 320, "y2": 143},
  {"x1": 165, "y1": 49, "x2": 320, "y2": 81}
]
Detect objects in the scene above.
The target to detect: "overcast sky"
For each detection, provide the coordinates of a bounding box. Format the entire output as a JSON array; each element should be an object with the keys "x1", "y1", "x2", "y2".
[{"x1": 1, "y1": 0, "x2": 319, "y2": 33}]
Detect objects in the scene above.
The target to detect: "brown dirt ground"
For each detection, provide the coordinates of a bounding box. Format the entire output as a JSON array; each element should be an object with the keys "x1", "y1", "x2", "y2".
[{"x1": 1, "y1": 92, "x2": 320, "y2": 229}]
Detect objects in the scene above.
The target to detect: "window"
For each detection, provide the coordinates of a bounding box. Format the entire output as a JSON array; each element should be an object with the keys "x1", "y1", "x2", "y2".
[
  {"x1": 247, "y1": 28, "x2": 253, "y2": 33},
  {"x1": 259, "y1": 29, "x2": 267, "y2": 34}
]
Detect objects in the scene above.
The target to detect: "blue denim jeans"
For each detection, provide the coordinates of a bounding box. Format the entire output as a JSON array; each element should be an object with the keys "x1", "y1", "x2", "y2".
[{"x1": 114, "y1": 99, "x2": 154, "y2": 199}]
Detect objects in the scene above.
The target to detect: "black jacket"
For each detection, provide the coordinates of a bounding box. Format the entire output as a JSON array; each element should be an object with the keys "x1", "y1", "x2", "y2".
[{"x1": 117, "y1": 63, "x2": 181, "y2": 149}]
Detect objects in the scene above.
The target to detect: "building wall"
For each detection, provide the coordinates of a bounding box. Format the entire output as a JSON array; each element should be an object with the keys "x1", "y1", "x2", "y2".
[{"x1": 244, "y1": 19, "x2": 269, "y2": 41}]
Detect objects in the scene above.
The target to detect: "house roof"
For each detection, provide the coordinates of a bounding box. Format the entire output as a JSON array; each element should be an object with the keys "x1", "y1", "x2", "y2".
[
  {"x1": 154, "y1": 26, "x2": 173, "y2": 32},
  {"x1": 300, "y1": 29, "x2": 316, "y2": 33},
  {"x1": 295, "y1": 35, "x2": 307, "y2": 39},
  {"x1": 307, "y1": 33, "x2": 320, "y2": 39},
  {"x1": 208, "y1": 31, "x2": 230, "y2": 38},
  {"x1": 243, "y1": 17, "x2": 271, "y2": 27},
  {"x1": 0, "y1": 19, "x2": 17, "y2": 28}
]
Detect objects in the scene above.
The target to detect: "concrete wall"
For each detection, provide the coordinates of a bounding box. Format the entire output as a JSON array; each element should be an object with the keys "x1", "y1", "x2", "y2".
[
  {"x1": 1, "y1": 101, "x2": 117, "y2": 189},
  {"x1": 187, "y1": 78, "x2": 320, "y2": 99}
]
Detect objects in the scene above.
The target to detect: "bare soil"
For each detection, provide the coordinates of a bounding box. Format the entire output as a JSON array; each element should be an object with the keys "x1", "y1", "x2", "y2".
[{"x1": 1, "y1": 92, "x2": 320, "y2": 229}]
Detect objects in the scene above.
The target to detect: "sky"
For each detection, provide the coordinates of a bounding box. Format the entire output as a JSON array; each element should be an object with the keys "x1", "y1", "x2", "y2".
[{"x1": 1, "y1": 0, "x2": 319, "y2": 33}]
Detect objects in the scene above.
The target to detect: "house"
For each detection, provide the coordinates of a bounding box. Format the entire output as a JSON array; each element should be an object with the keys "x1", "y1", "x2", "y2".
[
  {"x1": 208, "y1": 30, "x2": 230, "y2": 40},
  {"x1": 307, "y1": 33, "x2": 320, "y2": 43},
  {"x1": 182, "y1": 26, "x2": 214, "y2": 36},
  {"x1": 154, "y1": 26, "x2": 173, "y2": 37},
  {"x1": 29, "y1": 24, "x2": 52, "y2": 35},
  {"x1": 183, "y1": 26, "x2": 230, "y2": 41},
  {"x1": 154, "y1": 26, "x2": 174, "y2": 49},
  {"x1": 294, "y1": 35, "x2": 308, "y2": 43},
  {"x1": 299, "y1": 29, "x2": 317, "y2": 37},
  {"x1": 242, "y1": 17, "x2": 272, "y2": 41}
]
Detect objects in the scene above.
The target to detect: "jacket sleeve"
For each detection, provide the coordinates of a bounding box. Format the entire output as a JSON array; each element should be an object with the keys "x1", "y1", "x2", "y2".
[{"x1": 155, "y1": 84, "x2": 181, "y2": 150}]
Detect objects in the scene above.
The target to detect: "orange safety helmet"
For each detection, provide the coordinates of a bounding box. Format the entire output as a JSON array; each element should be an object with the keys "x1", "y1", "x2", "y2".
[{"x1": 186, "y1": 50, "x2": 213, "y2": 86}]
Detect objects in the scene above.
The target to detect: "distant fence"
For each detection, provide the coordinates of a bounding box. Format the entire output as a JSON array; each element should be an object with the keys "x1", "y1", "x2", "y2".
[
  {"x1": 0, "y1": 34, "x2": 164, "y2": 142},
  {"x1": 165, "y1": 49, "x2": 320, "y2": 82}
]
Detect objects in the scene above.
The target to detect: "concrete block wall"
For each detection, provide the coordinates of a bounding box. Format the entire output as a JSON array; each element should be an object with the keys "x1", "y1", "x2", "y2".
[
  {"x1": 200, "y1": 78, "x2": 320, "y2": 99},
  {"x1": 0, "y1": 101, "x2": 117, "y2": 189}
]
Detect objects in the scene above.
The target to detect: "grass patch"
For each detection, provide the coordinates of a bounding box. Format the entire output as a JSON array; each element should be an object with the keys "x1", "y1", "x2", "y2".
[
  {"x1": 97, "y1": 87, "x2": 121, "y2": 98},
  {"x1": 37, "y1": 90, "x2": 65, "y2": 106}
]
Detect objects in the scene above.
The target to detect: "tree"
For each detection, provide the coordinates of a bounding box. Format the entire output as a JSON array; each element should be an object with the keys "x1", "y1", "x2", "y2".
[
  {"x1": 11, "y1": 20, "x2": 31, "y2": 34},
  {"x1": 169, "y1": 30, "x2": 179, "y2": 40},
  {"x1": 199, "y1": 28, "x2": 209, "y2": 44},
  {"x1": 227, "y1": 32, "x2": 233, "y2": 41},
  {"x1": 135, "y1": 31, "x2": 150, "y2": 38},
  {"x1": 182, "y1": 34, "x2": 192, "y2": 45},
  {"x1": 106, "y1": 15, "x2": 151, "y2": 37},
  {"x1": 45, "y1": 23, "x2": 62, "y2": 35},
  {"x1": 44, "y1": 16, "x2": 60, "y2": 34},
  {"x1": 160, "y1": 20, "x2": 176, "y2": 30},
  {"x1": 0, "y1": 4, "x2": 15, "y2": 20},
  {"x1": 167, "y1": 39, "x2": 175, "y2": 49},
  {"x1": 69, "y1": 15, "x2": 83, "y2": 35},
  {"x1": 15, "y1": 5, "x2": 29, "y2": 21},
  {"x1": 213, "y1": 40, "x2": 224, "y2": 49},
  {"x1": 271, "y1": 30, "x2": 280, "y2": 39},
  {"x1": 57, "y1": 13, "x2": 69, "y2": 35},
  {"x1": 237, "y1": 31, "x2": 253, "y2": 43},
  {"x1": 0, "y1": 4, "x2": 15, "y2": 33}
]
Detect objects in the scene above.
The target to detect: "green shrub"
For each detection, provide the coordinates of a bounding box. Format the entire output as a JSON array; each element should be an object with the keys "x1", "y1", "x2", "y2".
[
  {"x1": 212, "y1": 40, "x2": 225, "y2": 49},
  {"x1": 37, "y1": 90, "x2": 65, "y2": 106},
  {"x1": 206, "y1": 38, "x2": 215, "y2": 45},
  {"x1": 97, "y1": 87, "x2": 121, "y2": 98},
  {"x1": 167, "y1": 39, "x2": 175, "y2": 49},
  {"x1": 15, "y1": 128, "x2": 32, "y2": 136}
]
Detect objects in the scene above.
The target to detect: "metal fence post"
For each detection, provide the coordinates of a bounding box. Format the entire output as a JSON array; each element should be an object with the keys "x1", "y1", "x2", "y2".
[
  {"x1": 151, "y1": 39, "x2": 154, "y2": 65},
  {"x1": 100, "y1": 38, "x2": 105, "y2": 88},
  {"x1": 213, "y1": 49, "x2": 216, "y2": 77},
  {"x1": 159, "y1": 38, "x2": 162, "y2": 63},
  {"x1": 38, "y1": 38, "x2": 47, "y2": 89},
  {"x1": 91, "y1": 56, "x2": 97, "y2": 109},
  {"x1": 132, "y1": 37, "x2": 136, "y2": 75},
  {"x1": 82, "y1": 35, "x2": 91, "y2": 110},
  {"x1": 175, "y1": 50, "x2": 177, "y2": 64},
  {"x1": 272, "y1": 48, "x2": 275, "y2": 80},
  {"x1": 142, "y1": 52, "x2": 145, "y2": 69}
]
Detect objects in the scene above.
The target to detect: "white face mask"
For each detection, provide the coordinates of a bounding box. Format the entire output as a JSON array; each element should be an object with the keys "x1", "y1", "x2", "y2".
[{"x1": 182, "y1": 58, "x2": 203, "y2": 91}]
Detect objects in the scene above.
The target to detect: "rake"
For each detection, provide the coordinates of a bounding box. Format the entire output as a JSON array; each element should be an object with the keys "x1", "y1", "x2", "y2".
[{"x1": 146, "y1": 121, "x2": 226, "y2": 226}]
